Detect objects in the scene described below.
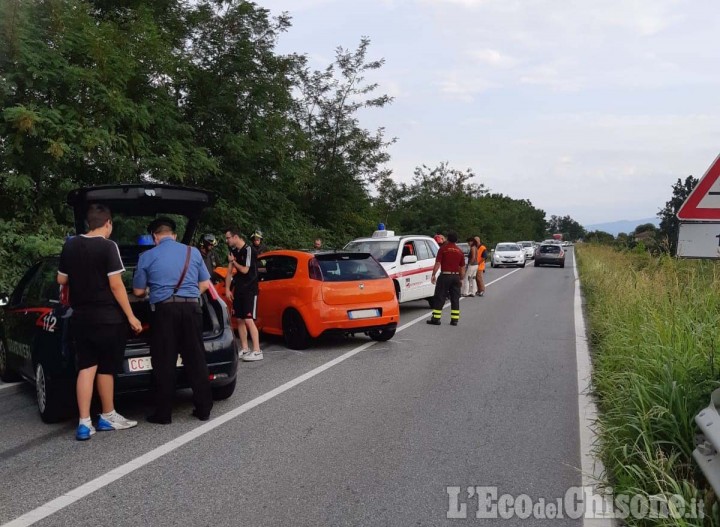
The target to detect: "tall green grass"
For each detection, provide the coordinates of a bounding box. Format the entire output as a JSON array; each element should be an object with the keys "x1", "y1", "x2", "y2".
[{"x1": 577, "y1": 245, "x2": 720, "y2": 526}]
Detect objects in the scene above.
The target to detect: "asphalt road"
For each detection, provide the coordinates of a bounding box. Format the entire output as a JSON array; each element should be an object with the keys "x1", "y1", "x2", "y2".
[{"x1": 0, "y1": 250, "x2": 581, "y2": 526}]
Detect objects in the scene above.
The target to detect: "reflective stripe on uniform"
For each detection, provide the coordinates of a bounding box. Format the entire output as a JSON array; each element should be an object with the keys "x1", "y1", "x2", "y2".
[
  {"x1": 432, "y1": 309, "x2": 442, "y2": 319},
  {"x1": 450, "y1": 309, "x2": 460, "y2": 320}
]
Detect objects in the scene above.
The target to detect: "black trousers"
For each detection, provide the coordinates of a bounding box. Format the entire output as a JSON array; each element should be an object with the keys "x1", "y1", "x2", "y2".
[
  {"x1": 431, "y1": 274, "x2": 461, "y2": 321},
  {"x1": 150, "y1": 302, "x2": 212, "y2": 420}
]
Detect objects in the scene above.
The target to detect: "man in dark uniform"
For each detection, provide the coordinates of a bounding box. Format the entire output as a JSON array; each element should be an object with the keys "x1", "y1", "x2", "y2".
[
  {"x1": 198, "y1": 233, "x2": 219, "y2": 275},
  {"x1": 132, "y1": 217, "x2": 213, "y2": 423},
  {"x1": 427, "y1": 231, "x2": 466, "y2": 326},
  {"x1": 225, "y1": 227, "x2": 262, "y2": 361},
  {"x1": 250, "y1": 229, "x2": 268, "y2": 257}
]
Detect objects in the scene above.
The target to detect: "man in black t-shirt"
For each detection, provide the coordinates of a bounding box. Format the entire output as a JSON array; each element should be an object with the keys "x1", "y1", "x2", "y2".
[
  {"x1": 57, "y1": 204, "x2": 142, "y2": 441},
  {"x1": 224, "y1": 227, "x2": 262, "y2": 361}
]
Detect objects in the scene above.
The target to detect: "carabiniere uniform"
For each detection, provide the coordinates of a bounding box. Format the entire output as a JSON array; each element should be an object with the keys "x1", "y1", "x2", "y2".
[
  {"x1": 133, "y1": 235, "x2": 213, "y2": 423},
  {"x1": 429, "y1": 241, "x2": 465, "y2": 325}
]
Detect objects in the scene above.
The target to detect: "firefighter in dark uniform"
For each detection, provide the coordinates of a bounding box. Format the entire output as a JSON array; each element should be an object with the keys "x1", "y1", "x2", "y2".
[
  {"x1": 132, "y1": 217, "x2": 213, "y2": 423},
  {"x1": 250, "y1": 230, "x2": 268, "y2": 257},
  {"x1": 198, "y1": 233, "x2": 219, "y2": 276},
  {"x1": 427, "y1": 231, "x2": 465, "y2": 326}
]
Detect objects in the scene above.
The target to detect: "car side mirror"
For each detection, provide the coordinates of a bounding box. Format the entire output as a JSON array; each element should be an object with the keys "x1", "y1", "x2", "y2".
[
  {"x1": 401, "y1": 255, "x2": 418, "y2": 264},
  {"x1": 0, "y1": 293, "x2": 9, "y2": 307}
]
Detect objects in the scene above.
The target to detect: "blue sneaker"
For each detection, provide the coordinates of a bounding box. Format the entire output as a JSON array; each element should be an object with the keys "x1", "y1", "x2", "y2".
[
  {"x1": 97, "y1": 412, "x2": 138, "y2": 431},
  {"x1": 76, "y1": 423, "x2": 96, "y2": 441}
]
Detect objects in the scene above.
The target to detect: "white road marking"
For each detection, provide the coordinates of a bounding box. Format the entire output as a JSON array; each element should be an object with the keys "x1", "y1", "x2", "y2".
[
  {"x1": 573, "y1": 253, "x2": 613, "y2": 527},
  {"x1": 1, "y1": 266, "x2": 524, "y2": 527}
]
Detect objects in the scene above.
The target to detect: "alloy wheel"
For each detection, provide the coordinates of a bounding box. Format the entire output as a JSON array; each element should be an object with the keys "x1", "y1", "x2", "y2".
[{"x1": 35, "y1": 363, "x2": 47, "y2": 413}]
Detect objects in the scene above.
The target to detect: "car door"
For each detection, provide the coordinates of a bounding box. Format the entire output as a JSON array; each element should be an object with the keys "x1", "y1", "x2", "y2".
[
  {"x1": 257, "y1": 255, "x2": 299, "y2": 334},
  {"x1": 414, "y1": 240, "x2": 437, "y2": 300},
  {"x1": 3, "y1": 263, "x2": 42, "y2": 376},
  {"x1": 395, "y1": 240, "x2": 423, "y2": 302}
]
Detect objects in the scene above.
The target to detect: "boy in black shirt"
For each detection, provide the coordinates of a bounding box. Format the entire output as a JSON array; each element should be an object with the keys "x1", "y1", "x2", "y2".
[
  {"x1": 224, "y1": 227, "x2": 262, "y2": 361},
  {"x1": 57, "y1": 204, "x2": 142, "y2": 440}
]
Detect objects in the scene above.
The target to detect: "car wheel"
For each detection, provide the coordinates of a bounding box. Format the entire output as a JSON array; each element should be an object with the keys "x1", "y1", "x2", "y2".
[
  {"x1": 560, "y1": 262, "x2": 565, "y2": 268},
  {"x1": 35, "y1": 360, "x2": 70, "y2": 423},
  {"x1": 282, "y1": 309, "x2": 311, "y2": 350},
  {"x1": 211, "y1": 377, "x2": 237, "y2": 400},
  {"x1": 368, "y1": 327, "x2": 396, "y2": 342},
  {"x1": 519, "y1": 262, "x2": 526, "y2": 268},
  {"x1": 0, "y1": 339, "x2": 20, "y2": 382},
  {"x1": 534, "y1": 261, "x2": 540, "y2": 267},
  {"x1": 426, "y1": 298, "x2": 434, "y2": 308}
]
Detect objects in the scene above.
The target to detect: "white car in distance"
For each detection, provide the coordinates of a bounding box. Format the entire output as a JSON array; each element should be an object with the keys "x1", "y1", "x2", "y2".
[
  {"x1": 516, "y1": 241, "x2": 535, "y2": 260},
  {"x1": 491, "y1": 242, "x2": 526, "y2": 268}
]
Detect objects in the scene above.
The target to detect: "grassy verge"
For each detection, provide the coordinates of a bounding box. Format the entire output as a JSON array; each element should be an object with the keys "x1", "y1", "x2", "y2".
[{"x1": 576, "y1": 245, "x2": 720, "y2": 526}]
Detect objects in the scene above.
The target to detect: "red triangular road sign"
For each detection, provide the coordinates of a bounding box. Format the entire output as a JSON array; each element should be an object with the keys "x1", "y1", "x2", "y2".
[{"x1": 678, "y1": 153, "x2": 720, "y2": 220}]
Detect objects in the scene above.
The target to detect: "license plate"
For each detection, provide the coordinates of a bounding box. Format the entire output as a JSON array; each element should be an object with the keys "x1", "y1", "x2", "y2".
[
  {"x1": 127, "y1": 356, "x2": 183, "y2": 372},
  {"x1": 348, "y1": 308, "x2": 380, "y2": 320}
]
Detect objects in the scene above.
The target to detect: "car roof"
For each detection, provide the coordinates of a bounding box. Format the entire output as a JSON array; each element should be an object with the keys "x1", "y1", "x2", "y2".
[
  {"x1": 260, "y1": 249, "x2": 376, "y2": 260},
  {"x1": 348, "y1": 235, "x2": 436, "y2": 243}
]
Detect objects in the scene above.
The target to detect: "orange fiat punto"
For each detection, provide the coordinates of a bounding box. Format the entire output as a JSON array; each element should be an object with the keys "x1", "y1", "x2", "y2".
[{"x1": 253, "y1": 250, "x2": 399, "y2": 349}]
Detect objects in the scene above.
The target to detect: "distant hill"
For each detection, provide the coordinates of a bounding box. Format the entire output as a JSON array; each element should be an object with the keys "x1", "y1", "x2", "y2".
[{"x1": 584, "y1": 217, "x2": 659, "y2": 236}]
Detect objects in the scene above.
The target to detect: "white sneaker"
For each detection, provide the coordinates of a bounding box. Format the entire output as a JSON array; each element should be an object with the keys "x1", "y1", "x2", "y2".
[
  {"x1": 239, "y1": 348, "x2": 250, "y2": 359},
  {"x1": 242, "y1": 351, "x2": 263, "y2": 362},
  {"x1": 97, "y1": 411, "x2": 138, "y2": 431}
]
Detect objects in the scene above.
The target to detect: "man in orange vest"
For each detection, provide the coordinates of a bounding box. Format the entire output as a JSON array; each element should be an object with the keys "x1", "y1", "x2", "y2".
[{"x1": 474, "y1": 236, "x2": 487, "y2": 297}]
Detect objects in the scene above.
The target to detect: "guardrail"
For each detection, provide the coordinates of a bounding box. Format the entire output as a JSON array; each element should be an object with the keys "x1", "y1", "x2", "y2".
[{"x1": 694, "y1": 388, "x2": 720, "y2": 494}]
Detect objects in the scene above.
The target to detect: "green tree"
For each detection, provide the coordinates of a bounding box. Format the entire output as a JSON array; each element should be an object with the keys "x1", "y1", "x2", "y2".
[
  {"x1": 1, "y1": 0, "x2": 211, "y2": 291},
  {"x1": 631, "y1": 223, "x2": 659, "y2": 253},
  {"x1": 585, "y1": 230, "x2": 615, "y2": 244},
  {"x1": 291, "y1": 37, "x2": 395, "y2": 243},
  {"x1": 657, "y1": 175, "x2": 699, "y2": 255},
  {"x1": 546, "y1": 214, "x2": 586, "y2": 241}
]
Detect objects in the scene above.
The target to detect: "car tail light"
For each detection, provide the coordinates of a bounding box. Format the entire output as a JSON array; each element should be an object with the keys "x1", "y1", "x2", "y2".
[{"x1": 308, "y1": 258, "x2": 323, "y2": 281}]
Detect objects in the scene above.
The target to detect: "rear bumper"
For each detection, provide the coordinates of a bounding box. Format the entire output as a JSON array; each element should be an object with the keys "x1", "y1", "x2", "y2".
[
  {"x1": 304, "y1": 301, "x2": 400, "y2": 337},
  {"x1": 116, "y1": 328, "x2": 238, "y2": 393},
  {"x1": 320, "y1": 322, "x2": 397, "y2": 338},
  {"x1": 535, "y1": 257, "x2": 565, "y2": 265}
]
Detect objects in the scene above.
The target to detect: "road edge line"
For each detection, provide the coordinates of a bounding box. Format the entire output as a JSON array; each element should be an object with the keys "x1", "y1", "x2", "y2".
[{"x1": 574, "y1": 252, "x2": 614, "y2": 527}]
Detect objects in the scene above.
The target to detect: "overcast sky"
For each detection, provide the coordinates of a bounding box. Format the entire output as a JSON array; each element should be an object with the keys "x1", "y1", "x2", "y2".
[{"x1": 258, "y1": 0, "x2": 720, "y2": 226}]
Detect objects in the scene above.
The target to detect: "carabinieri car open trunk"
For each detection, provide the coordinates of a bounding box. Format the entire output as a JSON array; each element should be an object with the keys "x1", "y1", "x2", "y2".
[{"x1": 1, "y1": 184, "x2": 237, "y2": 423}]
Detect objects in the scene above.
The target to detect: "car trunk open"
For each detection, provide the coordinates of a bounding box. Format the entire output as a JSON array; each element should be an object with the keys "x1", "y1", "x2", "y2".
[
  {"x1": 66, "y1": 184, "x2": 223, "y2": 343},
  {"x1": 67, "y1": 184, "x2": 215, "y2": 245}
]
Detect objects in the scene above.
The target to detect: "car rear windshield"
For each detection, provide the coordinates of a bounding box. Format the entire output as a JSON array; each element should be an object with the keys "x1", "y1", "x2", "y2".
[
  {"x1": 344, "y1": 240, "x2": 398, "y2": 262},
  {"x1": 315, "y1": 253, "x2": 388, "y2": 282},
  {"x1": 109, "y1": 213, "x2": 188, "y2": 247},
  {"x1": 540, "y1": 245, "x2": 561, "y2": 254}
]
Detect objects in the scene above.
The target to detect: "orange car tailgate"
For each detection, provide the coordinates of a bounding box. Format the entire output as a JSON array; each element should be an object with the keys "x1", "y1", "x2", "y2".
[{"x1": 321, "y1": 280, "x2": 395, "y2": 305}]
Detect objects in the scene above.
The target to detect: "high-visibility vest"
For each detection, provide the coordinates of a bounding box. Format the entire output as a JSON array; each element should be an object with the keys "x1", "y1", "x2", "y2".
[{"x1": 477, "y1": 245, "x2": 487, "y2": 270}]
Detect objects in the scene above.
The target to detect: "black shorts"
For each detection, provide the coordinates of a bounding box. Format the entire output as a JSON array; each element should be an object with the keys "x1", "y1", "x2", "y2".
[
  {"x1": 71, "y1": 322, "x2": 128, "y2": 374},
  {"x1": 233, "y1": 291, "x2": 258, "y2": 320}
]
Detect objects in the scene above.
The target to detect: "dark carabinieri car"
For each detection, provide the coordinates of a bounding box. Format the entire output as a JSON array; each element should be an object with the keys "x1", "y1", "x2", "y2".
[{"x1": 0, "y1": 185, "x2": 238, "y2": 422}]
